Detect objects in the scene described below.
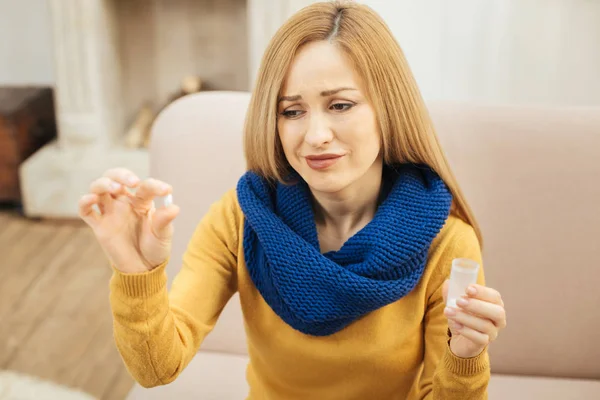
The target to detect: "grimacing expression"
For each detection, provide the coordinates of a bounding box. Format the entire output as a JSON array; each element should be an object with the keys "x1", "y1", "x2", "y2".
[{"x1": 277, "y1": 40, "x2": 382, "y2": 194}]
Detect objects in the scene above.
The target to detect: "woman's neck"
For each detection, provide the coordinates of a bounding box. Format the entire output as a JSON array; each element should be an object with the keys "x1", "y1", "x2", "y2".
[{"x1": 311, "y1": 162, "x2": 384, "y2": 252}]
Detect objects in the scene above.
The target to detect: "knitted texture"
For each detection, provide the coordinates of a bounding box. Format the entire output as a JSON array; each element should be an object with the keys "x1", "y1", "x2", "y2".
[{"x1": 236, "y1": 164, "x2": 453, "y2": 336}]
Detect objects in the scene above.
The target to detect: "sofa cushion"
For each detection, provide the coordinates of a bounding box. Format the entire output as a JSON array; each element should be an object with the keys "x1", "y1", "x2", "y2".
[
  {"x1": 488, "y1": 374, "x2": 600, "y2": 400},
  {"x1": 428, "y1": 102, "x2": 600, "y2": 378},
  {"x1": 126, "y1": 351, "x2": 250, "y2": 400},
  {"x1": 151, "y1": 94, "x2": 600, "y2": 378},
  {"x1": 126, "y1": 351, "x2": 600, "y2": 399}
]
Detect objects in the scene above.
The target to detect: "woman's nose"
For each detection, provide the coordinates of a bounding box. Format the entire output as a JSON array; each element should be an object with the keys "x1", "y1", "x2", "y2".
[{"x1": 304, "y1": 112, "x2": 333, "y2": 148}]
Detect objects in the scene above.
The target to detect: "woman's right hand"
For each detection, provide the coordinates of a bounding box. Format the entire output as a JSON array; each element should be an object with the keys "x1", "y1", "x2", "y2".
[{"x1": 78, "y1": 168, "x2": 180, "y2": 273}]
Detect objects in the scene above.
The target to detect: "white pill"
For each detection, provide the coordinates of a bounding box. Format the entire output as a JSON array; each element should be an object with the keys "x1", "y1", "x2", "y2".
[
  {"x1": 163, "y1": 194, "x2": 173, "y2": 207},
  {"x1": 92, "y1": 204, "x2": 101, "y2": 215}
]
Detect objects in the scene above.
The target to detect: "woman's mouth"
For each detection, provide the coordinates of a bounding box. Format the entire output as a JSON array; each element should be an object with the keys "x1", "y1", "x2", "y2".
[{"x1": 305, "y1": 154, "x2": 343, "y2": 170}]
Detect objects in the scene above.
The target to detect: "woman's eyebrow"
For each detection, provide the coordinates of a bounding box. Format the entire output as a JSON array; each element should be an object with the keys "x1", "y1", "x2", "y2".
[
  {"x1": 278, "y1": 87, "x2": 357, "y2": 103},
  {"x1": 278, "y1": 94, "x2": 302, "y2": 102},
  {"x1": 320, "y1": 87, "x2": 357, "y2": 96}
]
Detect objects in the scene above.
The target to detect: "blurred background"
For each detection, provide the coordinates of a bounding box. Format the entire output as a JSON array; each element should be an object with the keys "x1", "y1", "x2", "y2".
[{"x1": 0, "y1": 0, "x2": 598, "y2": 399}]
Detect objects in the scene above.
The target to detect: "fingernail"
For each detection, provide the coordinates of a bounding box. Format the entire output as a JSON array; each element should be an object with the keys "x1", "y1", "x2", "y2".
[
  {"x1": 127, "y1": 176, "x2": 139, "y2": 185},
  {"x1": 457, "y1": 297, "x2": 469, "y2": 307},
  {"x1": 160, "y1": 184, "x2": 170, "y2": 192},
  {"x1": 110, "y1": 182, "x2": 121, "y2": 191},
  {"x1": 444, "y1": 307, "x2": 456, "y2": 316},
  {"x1": 467, "y1": 286, "x2": 477, "y2": 296}
]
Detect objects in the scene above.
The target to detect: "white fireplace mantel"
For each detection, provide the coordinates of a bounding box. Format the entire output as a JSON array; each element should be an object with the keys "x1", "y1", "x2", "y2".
[{"x1": 20, "y1": 0, "x2": 313, "y2": 218}]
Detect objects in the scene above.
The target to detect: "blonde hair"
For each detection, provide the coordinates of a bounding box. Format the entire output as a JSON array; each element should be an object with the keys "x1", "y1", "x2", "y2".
[{"x1": 243, "y1": 0, "x2": 483, "y2": 246}]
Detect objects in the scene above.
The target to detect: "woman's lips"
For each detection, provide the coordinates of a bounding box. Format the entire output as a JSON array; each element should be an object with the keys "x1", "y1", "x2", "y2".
[{"x1": 305, "y1": 154, "x2": 343, "y2": 170}]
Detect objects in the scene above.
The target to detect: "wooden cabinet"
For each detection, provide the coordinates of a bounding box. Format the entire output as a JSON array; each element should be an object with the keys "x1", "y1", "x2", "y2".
[{"x1": 0, "y1": 87, "x2": 57, "y2": 203}]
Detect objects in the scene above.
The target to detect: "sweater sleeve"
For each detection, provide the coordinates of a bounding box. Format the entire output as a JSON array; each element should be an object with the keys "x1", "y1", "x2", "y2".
[
  {"x1": 108, "y1": 189, "x2": 240, "y2": 388},
  {"x1": 414, "y1": 217, "x2": 491, "y2": 400}
]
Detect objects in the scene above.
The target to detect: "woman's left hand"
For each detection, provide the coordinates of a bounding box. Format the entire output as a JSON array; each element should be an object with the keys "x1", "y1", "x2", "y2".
[{"x1": 442, "y1": 281, "x2": 507, "y2": 358}]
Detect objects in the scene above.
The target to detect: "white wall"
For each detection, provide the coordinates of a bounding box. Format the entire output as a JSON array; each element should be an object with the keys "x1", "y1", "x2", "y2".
[
  {"x1": 278, "y1": 0, "x2": 600, "y2": 106},
  {"x1": 0, "y1": 0, "x2": 54, "y2": 85},
  {"x1": 361, "y1": 0, "x2": 600, "y2": 106},
  {"x1": 2, "y1": 0, "x2": 599, "y2": 106}
]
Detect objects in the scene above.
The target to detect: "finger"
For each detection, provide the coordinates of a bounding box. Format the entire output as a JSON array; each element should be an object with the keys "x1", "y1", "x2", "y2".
[
  {"x1": 90, "y1": 177, "x2": 124, "y2": 196},
  {"x1": 90, "y1": 177, "x2": 127, "y2": 214},
  {"x1": 103, "y1": 168, "x2": 141, "y2": 188},
  {"x1": 453, "y1": 325, "x2": 491, "y2": 348},
  {"x1": 78, "y1": 194, "x2": 100, "y2": 226},
  {"x1": 448, "y1": 319, "x2": 463, "y2": 335},
  {"x1": 445, "y1": 307, "x2": 498, "y2": 340},
  {"x1": 134, "y1": 178, "x2": 172, "y2": 205},
  {"x1": 151, "y1": 204, "x2": 180, "y2": 239},
  {"x1": 97, "y1": 193, "x2": 113, "y2": 215},
  {"x1": 457, "y1": 297, "x2": 507, "y2": 328},
  {"x1": 466, "y1": 284, "x2": 503, "y2": 306}
]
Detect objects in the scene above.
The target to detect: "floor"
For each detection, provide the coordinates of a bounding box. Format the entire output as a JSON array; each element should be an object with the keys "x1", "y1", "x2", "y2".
[{"x1": 0, "y1": 210, "x2": 133, "y2": 400}]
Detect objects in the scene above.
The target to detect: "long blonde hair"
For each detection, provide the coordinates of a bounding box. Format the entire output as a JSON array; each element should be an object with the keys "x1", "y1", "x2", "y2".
[{"x1": 243, "y1": 0, "x2": 483, "y2": 246}]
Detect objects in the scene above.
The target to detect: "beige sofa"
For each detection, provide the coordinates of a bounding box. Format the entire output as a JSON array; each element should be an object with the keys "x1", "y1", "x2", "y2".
[{"x1": 126, "y1": 91, "x2": 600, "y2": 399}]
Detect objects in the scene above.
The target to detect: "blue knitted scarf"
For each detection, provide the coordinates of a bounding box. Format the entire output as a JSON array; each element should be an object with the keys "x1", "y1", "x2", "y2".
[{"x1": 236, "y1": 164, "x2": 452, "y2": 336}]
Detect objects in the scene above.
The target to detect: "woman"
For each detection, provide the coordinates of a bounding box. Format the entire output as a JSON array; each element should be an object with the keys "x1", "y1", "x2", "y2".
[{"x1": 79, "y1": 1, "x2": 506, "y2": 399}]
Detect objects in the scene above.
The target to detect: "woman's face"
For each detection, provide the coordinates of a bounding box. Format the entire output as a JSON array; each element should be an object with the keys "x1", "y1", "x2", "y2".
[{"x1": 277, "y1": 40, "x2": 382, "y2": 194}]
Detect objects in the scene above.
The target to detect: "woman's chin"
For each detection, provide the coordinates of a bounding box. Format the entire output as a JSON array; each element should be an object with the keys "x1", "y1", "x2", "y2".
[{"x1": 301, "y1": 170, "x2": 349, "y2": 193}]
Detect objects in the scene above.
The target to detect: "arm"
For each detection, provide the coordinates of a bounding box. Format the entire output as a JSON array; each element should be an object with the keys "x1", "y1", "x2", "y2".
[
  {"x1": 109, "y1": 190, "x2": 240, "y2": 387},
  {"x1": 414, "y1": 219, "x2": 490, "y2": 399}
]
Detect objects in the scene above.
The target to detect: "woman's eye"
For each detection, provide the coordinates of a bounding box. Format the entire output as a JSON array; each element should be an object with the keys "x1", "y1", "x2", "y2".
[
  {"x1": 281, "y1": 110, "x2": 304, "y2": 118},
  {"x1": 330, "y1": 103, "x2": 354, "y2": 111}
]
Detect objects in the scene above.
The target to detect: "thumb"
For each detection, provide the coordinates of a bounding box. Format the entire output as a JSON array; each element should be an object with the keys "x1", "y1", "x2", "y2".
[
  {"x1": 151, "y1": 204, "x2": 180, "y2": 239},
  {"x1": 442, "y1": 279, "x2": 461, "y2": 336}
]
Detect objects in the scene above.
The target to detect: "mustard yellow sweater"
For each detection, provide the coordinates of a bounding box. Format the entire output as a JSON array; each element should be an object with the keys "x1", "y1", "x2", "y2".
[{"x1": 109, "y1": 189, "x2": 490, "y2": 399}]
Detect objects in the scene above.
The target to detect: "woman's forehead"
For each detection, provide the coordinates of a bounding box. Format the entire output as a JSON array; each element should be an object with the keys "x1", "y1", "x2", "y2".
[{"x1": 282, "y1": 41, "x2": 363, "y2": 95}]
